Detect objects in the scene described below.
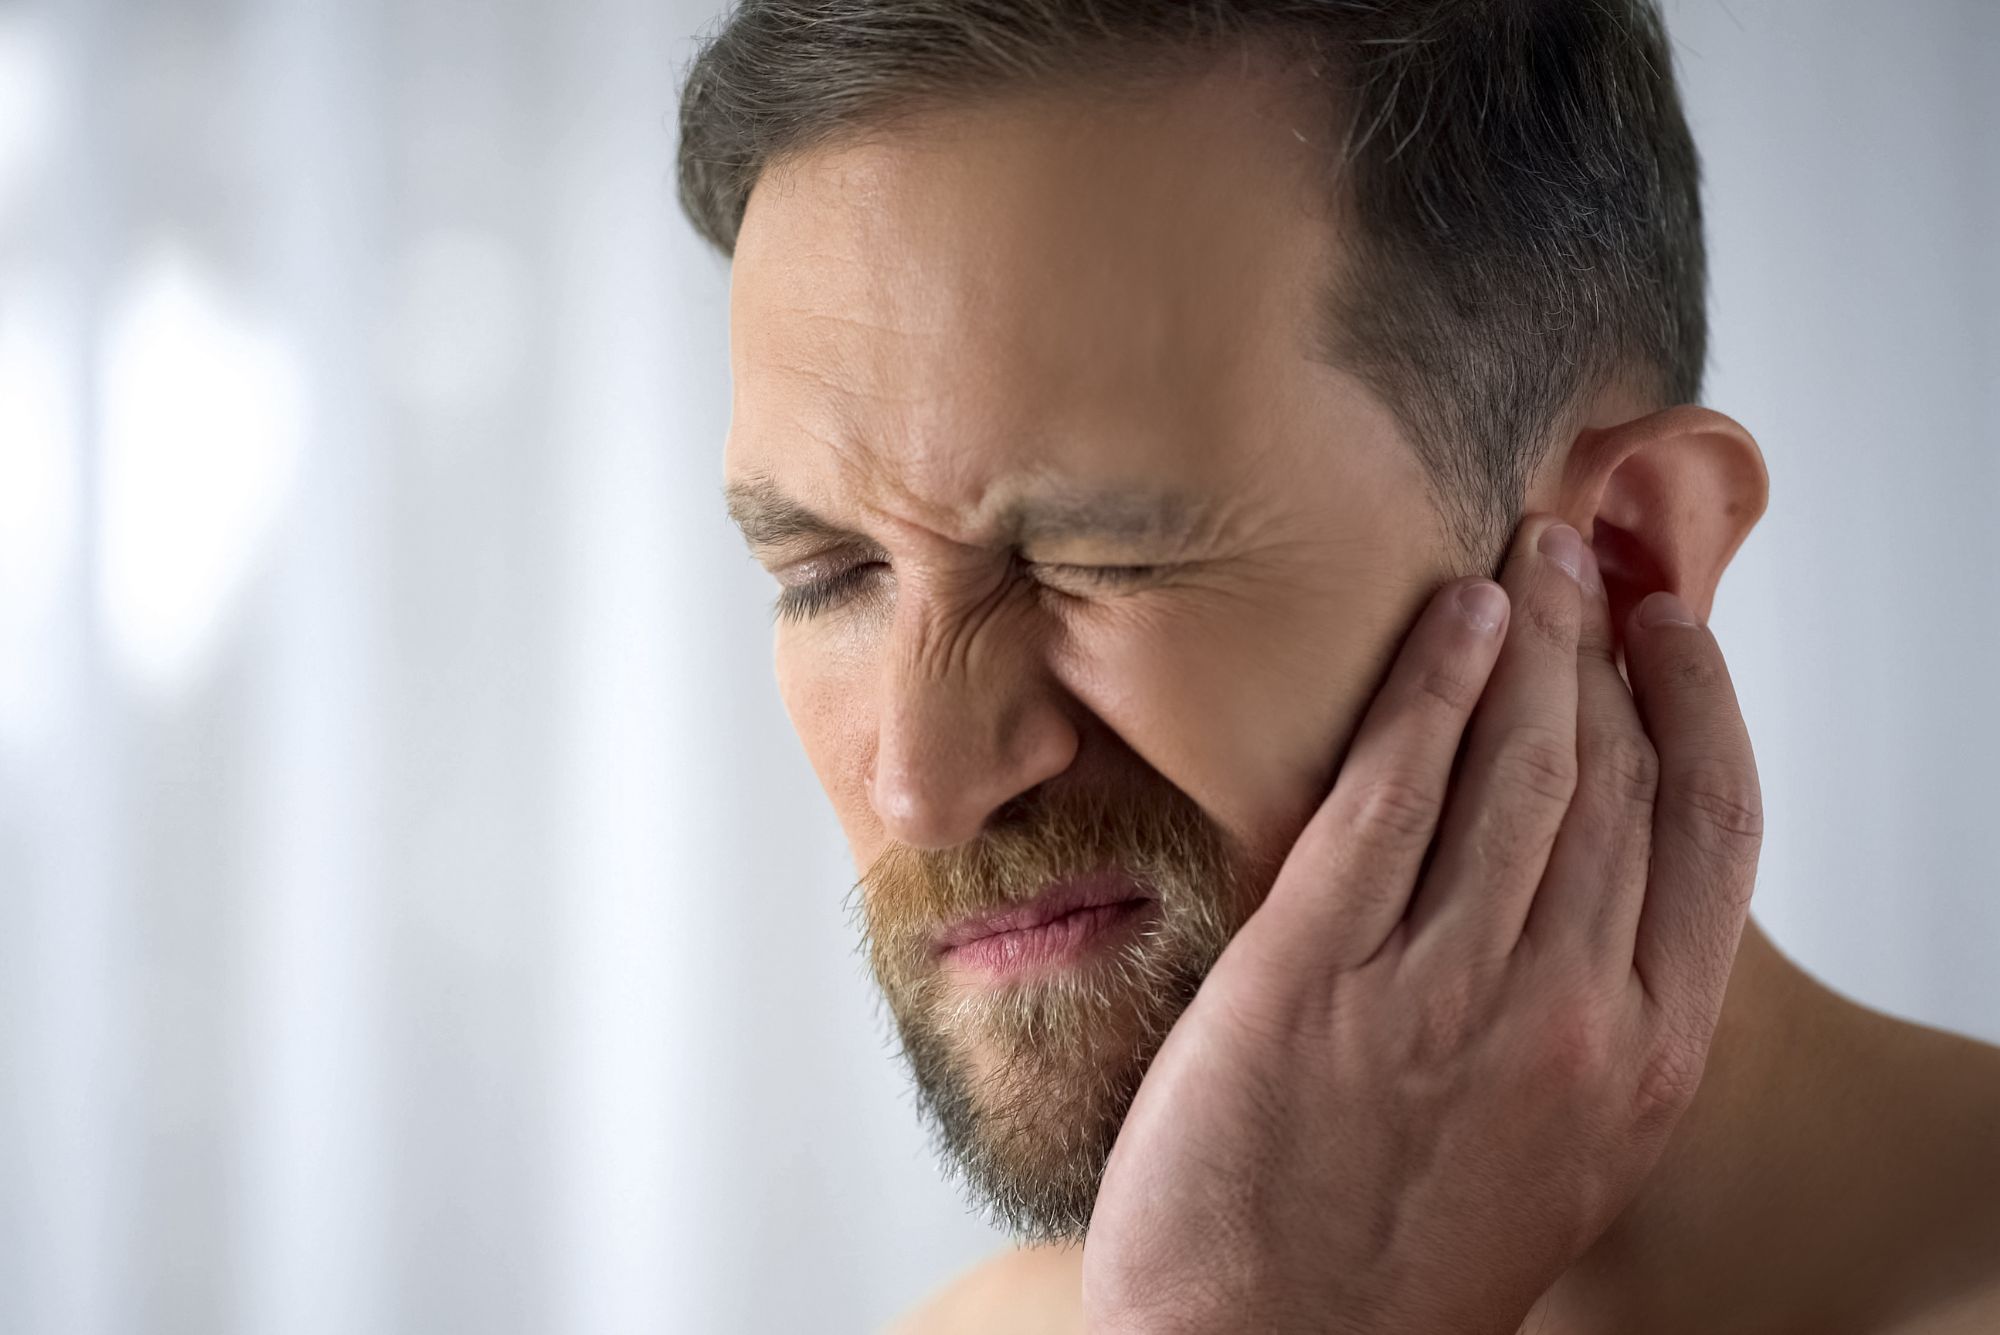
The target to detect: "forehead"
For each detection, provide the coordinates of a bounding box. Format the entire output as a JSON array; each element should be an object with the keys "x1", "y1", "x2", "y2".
[{"x1": 724, "y1": 55, "x2": 1355, "y2": 538}]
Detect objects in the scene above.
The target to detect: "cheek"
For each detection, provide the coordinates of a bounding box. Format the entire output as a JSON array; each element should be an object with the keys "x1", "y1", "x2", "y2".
[
  {"x1": 1056, "y1": 584, "x2": 1422, "y2": 862},
  {"x1": 774, "y1": 632, "x2": 882, "y2": 872}
]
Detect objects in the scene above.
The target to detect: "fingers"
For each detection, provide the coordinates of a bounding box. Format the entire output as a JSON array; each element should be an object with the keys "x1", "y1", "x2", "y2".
[
  {"x1": 1402, "y1": 516, "x2": 1583, "y2": 969},
  {"x1": 1256, "y1": 575, "x2": 1510, "y2": 972},
  {"x1": 1520, "y1": 535, "x2": 1658, "y2": 967},
  {"x1": 1622, "y1": 591, "x2": 1763, "y2": 1018}
]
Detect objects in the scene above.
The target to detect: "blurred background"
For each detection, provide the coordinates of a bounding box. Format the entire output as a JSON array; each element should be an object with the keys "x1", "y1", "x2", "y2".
[{"x1": 0, "y1": 0, "x2": 1994, "y2": 1331}]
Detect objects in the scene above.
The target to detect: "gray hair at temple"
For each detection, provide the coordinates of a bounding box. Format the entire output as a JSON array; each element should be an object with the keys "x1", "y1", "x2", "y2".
[{"x1": 674, "y1": 0, "x2": 1707, "y2": 564}]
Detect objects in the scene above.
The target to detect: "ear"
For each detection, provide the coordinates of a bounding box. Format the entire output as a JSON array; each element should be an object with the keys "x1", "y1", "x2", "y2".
[{"x1": 1548, "y1": 405, "x2": 1770, "y2": 654}]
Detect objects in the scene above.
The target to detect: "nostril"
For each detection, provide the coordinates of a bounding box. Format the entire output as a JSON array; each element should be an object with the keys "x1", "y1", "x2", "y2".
[{"x1": 990, "y1": 789, "x2": 1042, "y2": 830}]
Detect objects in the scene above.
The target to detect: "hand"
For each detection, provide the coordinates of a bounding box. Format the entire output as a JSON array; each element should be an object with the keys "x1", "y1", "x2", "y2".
[{"x1": 1080, "y1": 514, "x2": 1765, "y2": 1334}]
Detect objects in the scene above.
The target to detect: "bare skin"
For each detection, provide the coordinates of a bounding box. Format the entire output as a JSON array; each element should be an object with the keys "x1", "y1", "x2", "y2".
[
  {"x1": 717, "y1": 43, "x2": 2000, "y2": 1335},
  {"x1": 890, "y1": 922, "x2": 2000, "y2": 1335}
]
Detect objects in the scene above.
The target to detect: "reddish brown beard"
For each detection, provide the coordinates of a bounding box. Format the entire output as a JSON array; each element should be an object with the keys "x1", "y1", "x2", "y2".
[{"x1": 852, "y1": 776, "x2": 1273, "y2": 1243}]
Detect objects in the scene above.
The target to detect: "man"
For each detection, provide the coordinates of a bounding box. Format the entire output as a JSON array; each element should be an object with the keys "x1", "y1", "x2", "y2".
[{"x1": 678, "y1": 2, "x2": 2000, "y2": 1330}]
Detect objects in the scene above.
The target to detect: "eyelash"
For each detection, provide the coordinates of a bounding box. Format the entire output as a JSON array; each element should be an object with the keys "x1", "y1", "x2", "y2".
[
  {"x1": 773, "y1": 563, "x2": 881, "y2": 623},
  {"x1": 771, "y1": 562, "x2": 1162, "y2": 624}
]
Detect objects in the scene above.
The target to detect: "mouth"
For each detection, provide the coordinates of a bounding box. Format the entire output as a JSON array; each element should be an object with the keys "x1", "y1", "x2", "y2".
[{"x1": 932, "y1": 869, "x2": 1158, "y2": 981}]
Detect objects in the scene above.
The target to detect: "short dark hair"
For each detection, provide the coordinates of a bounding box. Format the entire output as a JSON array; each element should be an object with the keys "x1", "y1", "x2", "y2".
[{"x1": 676, "y1": 0, "x2": 1707, "y2": 562}]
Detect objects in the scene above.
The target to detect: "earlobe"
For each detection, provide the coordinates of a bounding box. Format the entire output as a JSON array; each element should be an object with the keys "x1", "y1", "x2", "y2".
[{"x1": 1558, "y1": 404, "x2": 1770, "y2": 649}]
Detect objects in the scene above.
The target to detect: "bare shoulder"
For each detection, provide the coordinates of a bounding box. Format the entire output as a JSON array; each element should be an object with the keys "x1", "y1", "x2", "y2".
[
  {"x1": 1855, "y1": 1011, "x2": 2000, "y2": 1333},
  {"x1": 883, "y1": 1245, "x2": 1085, "y2": 1335}
]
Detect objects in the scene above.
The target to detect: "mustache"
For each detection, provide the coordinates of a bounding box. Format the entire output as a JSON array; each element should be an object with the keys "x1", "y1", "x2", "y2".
[{"x1": 847, "y1": 776, "x2": 1253, "y2": 959}]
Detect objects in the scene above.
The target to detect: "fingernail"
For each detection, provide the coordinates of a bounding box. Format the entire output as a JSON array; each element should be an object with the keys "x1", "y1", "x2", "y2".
[
  {"x1": 1637, "y1": 590, "x2": 1698, "y2": 627},
  {"x1": 1577, "y1": 537, "x2": 1603, "y2": 595},
  {"x1": 1538, "y1": 522, "x2": 1583, "y2": 584},
  {"x1": 1457, "y1": 580, "x2": 1507, "y2": 633}
]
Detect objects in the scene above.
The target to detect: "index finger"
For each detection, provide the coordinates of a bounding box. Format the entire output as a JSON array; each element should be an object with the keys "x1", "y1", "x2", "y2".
[
  {"x1": 1622, "y1": 590, "x2": 1764, "y2": 1016},
  {"x1": 1253, "y1": 576, "x2": 1511, "y2": 973}
]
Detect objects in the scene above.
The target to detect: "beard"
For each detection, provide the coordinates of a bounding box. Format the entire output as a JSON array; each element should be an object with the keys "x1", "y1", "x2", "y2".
[{"x1": 853, "y1": 772, "x2": 1276, "y2": 1244}]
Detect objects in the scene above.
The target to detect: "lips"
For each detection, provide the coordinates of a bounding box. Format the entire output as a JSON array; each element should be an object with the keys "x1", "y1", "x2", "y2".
[{"x1": 930, "y1": 869, "x2": 1156, "y2": 956}]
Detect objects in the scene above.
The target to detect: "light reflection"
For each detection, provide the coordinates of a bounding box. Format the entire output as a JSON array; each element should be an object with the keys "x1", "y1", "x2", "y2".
[{"x1": 98, "y1": 245, "x2": 304, "y2": 694}]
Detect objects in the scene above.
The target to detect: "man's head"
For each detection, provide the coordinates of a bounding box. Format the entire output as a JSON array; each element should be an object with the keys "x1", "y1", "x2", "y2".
[{"x1": 683, "y1": 0, "x2": 1767, "y2": 1241}]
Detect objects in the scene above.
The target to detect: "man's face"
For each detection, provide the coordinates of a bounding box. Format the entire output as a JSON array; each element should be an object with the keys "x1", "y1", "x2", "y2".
[{"x1": 725, "y1": 59, "x2": 1465, "y2": 1239}]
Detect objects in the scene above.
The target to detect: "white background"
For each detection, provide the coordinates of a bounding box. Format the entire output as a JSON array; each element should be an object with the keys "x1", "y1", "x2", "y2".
[{"x1": 0, "y1": 1, "x2": 1994, "y2": 1331}]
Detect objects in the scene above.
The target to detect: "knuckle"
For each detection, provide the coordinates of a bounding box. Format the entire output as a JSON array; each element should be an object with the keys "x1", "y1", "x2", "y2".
[
  {"x1": 1490, "y1": 724, "x2": 1579, "y2": 805},
  {"x1": 1664, "y1": 648, "x2": 1723, "y2": 694},
  {"x1": 1534, "y1": 1004, "x2": 1619, "y2": 1088},
  {"x1": 1524, "y1": 586, "x2": 1581, "y2": 650},
  {"x1": 1591, "y1": 733, "x2": 1661, "y2": 809},
  {"x1": 1575, "y1": 618, "x2": 1620, "y2": 667},
  {"x1": 1349, "y1": 771, "x2": 1446, "y2": 844},
  {"x1": 1677, "y1": 765, "x2": 1766, "y2": 849},
  {"x1": 1408, "y1": 654, "x2": 1485, "y2": 715},
  {"x1": 1409, "y1": 977, "x2": 1482, "y2": 1061},
  {"x1": 1633, "y1": 1035, "x2": 1709, "y2": 1126}
]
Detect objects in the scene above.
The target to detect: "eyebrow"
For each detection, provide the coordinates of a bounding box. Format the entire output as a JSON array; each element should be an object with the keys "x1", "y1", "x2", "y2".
[
  {"x1": 724, "y1": 478, "x2": 862, "y2": 553},
  {"x1": 722, "y1": 476, "x2": 1210, "y2": 556}
]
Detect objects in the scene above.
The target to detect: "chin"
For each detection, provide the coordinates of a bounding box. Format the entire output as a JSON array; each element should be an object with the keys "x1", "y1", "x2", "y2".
[{"x1": 893, "y1": 963, "x2": 1195, "y2": 1243}]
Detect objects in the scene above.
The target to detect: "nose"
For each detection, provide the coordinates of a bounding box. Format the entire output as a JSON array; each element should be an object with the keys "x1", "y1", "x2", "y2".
[{"x1": 867, "y1": 594, "x2": 1078, "y2": 850}]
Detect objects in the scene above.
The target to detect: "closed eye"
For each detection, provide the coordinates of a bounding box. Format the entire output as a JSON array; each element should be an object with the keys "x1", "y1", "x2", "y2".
[
  {"x1": 770, "y1": 560, "x2": 1171, "y2": 625},
  {"x1": 771, "y1": 561, "x2": 886, "y2": 624}
]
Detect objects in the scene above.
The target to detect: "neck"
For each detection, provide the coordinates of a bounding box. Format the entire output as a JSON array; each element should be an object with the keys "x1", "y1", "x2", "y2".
[{"x1": 1530, "y1": 915, "x2": 1880, "y2": 1331}]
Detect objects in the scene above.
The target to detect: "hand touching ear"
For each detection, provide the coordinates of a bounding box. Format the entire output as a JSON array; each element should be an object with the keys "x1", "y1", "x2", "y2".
[{"x1": 1082, "y1": 514, "x2": 1763, "y2": 1335}]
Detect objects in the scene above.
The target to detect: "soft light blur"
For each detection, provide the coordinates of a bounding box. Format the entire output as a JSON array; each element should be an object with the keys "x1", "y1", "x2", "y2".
[{"x1": 0, "y1": 2, "x2": 1993, "y2": 1332}]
